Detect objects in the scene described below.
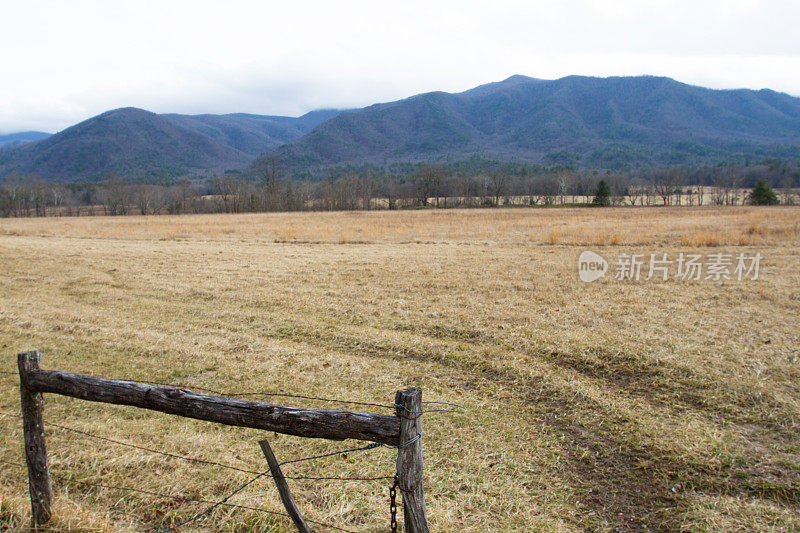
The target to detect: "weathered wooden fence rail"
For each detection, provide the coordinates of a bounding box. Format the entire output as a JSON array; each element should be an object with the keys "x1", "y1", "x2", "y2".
[{"x1": 18, "y1": 350, "x2": 429, "y2": 532}]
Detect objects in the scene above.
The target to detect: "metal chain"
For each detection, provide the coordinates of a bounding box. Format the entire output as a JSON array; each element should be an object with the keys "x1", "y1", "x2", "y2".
[{"x1": 389, "y1": 473, "x2": 399, "y2": 533}]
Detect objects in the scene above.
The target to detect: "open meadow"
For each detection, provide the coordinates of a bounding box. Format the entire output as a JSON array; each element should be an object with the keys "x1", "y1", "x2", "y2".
[{"x1": 1, "y1": 206, "x2": 800, "y2": 531}]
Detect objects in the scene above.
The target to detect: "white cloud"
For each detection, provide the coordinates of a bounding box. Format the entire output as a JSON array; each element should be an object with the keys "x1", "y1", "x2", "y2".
[{"x1": 1, "y1": 0, "x2": 799, "y2": 133}]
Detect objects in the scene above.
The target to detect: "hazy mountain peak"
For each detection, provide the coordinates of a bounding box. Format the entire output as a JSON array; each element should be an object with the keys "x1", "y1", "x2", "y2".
[
  {"x1": 98, "y1": 107, "x2": 155, "y2": 119},
  {"x1": 500, "y1": 74, "x2": 539, "y2": 84}
]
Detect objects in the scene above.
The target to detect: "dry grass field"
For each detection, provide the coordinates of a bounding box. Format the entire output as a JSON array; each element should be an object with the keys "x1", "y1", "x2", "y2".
[{"x1": 1, "y1": 206, "x2": 799, "y2": 531}]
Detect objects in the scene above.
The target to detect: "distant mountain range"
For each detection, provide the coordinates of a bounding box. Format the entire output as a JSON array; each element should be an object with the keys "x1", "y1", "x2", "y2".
[
  {"x1": 0, "y1": 131, "x2": 51, "y2": 149},
  {"x1": 278, "y1": 75, "x2": 800, "y2": 173},
  {"x1": 162, "y1": 109, "x2": 340, "y2": 157},
  {"x1": 2, "y1": 75, "x2": 800, "y2": 182},
  {"x1": 0, "y1": 108, "x2": 339, "y2": 181}
]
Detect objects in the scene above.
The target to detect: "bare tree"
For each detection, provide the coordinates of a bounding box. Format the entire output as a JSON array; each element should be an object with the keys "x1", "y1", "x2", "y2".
[
  {"x1": 539, "y1": 175, "x2": 559, "y2": 206},
  {"x1": 134, "y1": 184, "x2": 160, "y2": 215},
  {"x1": 100, "y1": 175, "x2": 130, "y2": 216},
  {"x1": 556, "y1": 170, "x2": 571, "y2": 205},
  {"x1": 255, "y1": 153, "x2": 283, "y2": 210},
  {"x1": 653, "y1": 169, "x2": 678, "y2": 205},
  {"x1": 50, "y1": 184, "x2": 66, "y2": 215},
  {"x1": 696, "y1": 183, "x2": 705, "y2": 206},
  {"x1": 627, "y1": 177, "x2": 645, "y2": 206},
  {"x1": 711, "y1": 168, "x2": 742, "y2": 206},
  {"x1": 2, "y1": 173, "x2": 30, "y2": 216},
  {"x1": 779, "y1": 175, "x2": 796, "y2": 205},
  {"x1": 211, "y1": 176, "x2": 242, "y2": 213},
  {"x1": 488, "y1": 173, "x2": 510, "y2": 206},
  {"x1": 414, "y1": 164, "x2": 446, "y2": 207}
]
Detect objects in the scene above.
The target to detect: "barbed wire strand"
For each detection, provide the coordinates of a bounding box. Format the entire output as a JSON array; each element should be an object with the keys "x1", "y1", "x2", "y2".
[
  {"x1": 0, "y1": 369, "x2": 388, "y2": 409},
  {"x1": 2, "y1": 370, "x2": 468, "y2": 415},
  {"x1": 166, "y1": 441, "x2": 381, "y2": 532},
  {"x1": 46, "y1": 420, "x2": 262, "y2": 473},
  {"x1": 0, "y1": 460, "x2": 355, "y2": 533},
  {"x1": 395, "y1": 401, "x2": 469, "y2": 415},
  {"x1": 0, "y1": 413, "x2": 392, "y2": 482},
  {"x1": 0, "y1": 380, "x2": 463, "y2": 530},
  {"x1": 49, "y1": 420, "x2": 391, "y2": 480},
  {"x1": 382, "y1": 432, "x2": 422, "y2": 449},
  {"x1": 143, "y1": 380, "x2": 392, "y2": 410},
  {"x1": 144, "y1": 380, "x2": 468, "y2": 416}
]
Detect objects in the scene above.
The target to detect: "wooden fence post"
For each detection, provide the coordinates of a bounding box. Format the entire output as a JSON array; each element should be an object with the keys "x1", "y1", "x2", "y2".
[
  {"x1": 394, "y1": 387, "x2": 429, "y2": 533},
  {"x1": 18, "y1": 350, "x2": 52, "y2": 527},
  {"x1": 259, "y1": 439, "x2": 313, "y2": 533}
]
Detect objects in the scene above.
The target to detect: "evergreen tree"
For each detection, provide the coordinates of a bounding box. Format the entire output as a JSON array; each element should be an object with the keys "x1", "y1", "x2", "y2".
[
  {"x1": 748, "y1": 179, "x2": 779, "y2": 205},
  {"x1": 592, "y1": 179, "x2": 611, "y2": 206}
]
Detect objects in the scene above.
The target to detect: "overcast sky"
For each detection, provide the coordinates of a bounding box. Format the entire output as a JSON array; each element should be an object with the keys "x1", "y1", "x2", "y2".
[{"x1": 1, "y1": 0, "x2": 799, "y2": 134}]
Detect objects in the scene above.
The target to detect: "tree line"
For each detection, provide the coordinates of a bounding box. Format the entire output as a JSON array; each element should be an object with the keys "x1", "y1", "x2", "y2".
[{"x1": 1, "y1": 159, "x2": 797, "y2": 217}]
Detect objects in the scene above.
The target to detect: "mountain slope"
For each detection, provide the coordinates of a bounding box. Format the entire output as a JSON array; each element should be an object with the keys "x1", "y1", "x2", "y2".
[
  {"x1": 0, "y1": 108, "x2": 253, "y2": 181},
  {"x1": 0, "y1": 108, "x2": 340, "y2": 181},
  {"x1": 278, "y1": 75, "x2": 800, "y2": 171},
  {"x1": 164, "y1": 109, "x2": 339, "y2": 156}
]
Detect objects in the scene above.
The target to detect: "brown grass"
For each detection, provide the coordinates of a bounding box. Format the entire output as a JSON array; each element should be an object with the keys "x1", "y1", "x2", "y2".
[
  {"x1": 2, "y1": 206, "x2": 799, "y2": 247},
  {"x1": 1, "y1": 205, "x2": 799, "y2": 531}
]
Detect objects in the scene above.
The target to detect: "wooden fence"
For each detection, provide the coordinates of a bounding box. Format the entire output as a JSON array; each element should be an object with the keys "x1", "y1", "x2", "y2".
[{"x1": 17, "y1": 350, "x2": 429, "y2": 532}]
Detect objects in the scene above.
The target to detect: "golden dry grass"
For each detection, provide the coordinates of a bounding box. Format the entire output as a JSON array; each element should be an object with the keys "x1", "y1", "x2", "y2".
[
  {"x1": 1, "y1": 205, "x2": 799, "y2": 531},
  {"x1": 2, "y1": 206, "x2": 799, "y2": 247}
]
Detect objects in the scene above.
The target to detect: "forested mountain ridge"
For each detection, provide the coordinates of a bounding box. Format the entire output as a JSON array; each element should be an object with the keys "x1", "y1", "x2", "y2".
[
  {"x1": 3, "y1": 75, "x2": 800, "y2": 182},
  {"x1": 0, "y1": 108, "x2": 340, "y2": 181},
  {"x1": 163, "y1": 109, "x2": 340, "y2": 156},
  {"x1": 276, "y1": 75, "x2": 800, "y2": 173}
]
